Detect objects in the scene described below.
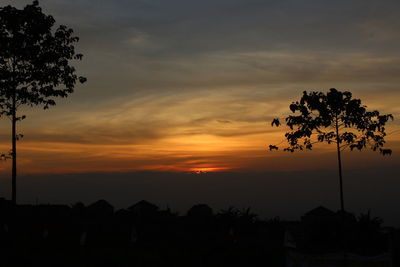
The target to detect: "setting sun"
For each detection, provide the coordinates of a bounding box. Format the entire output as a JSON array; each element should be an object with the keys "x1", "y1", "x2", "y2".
[{"x1": 189, "y1": 167, "x2": 230, "y2": 174}]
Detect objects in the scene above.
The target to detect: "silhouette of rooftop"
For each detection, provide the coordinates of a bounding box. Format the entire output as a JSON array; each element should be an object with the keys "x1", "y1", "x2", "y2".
[{"x1": 304, "y1": 206, "x2": 336, "y2": 217}]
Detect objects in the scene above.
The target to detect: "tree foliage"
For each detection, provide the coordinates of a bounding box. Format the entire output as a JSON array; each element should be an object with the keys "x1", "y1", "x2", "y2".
[
  {"x1": 271, "y1": 88, "x2": 393, "y2": 155},
  {"x1": 270, "y1": 88, "x2": 393, "y2": 211},
  {"x1": 0, "y1": 0, "x2": 86, "y2": 203},
  {"x1": 0, "y1": 0, "x2": 86, "y2": 111}
]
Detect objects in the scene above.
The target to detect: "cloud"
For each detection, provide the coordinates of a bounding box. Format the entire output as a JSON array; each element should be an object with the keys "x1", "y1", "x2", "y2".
[
  {"x1": 5, "y1": 0, "x2": 398, "y2": 103},
  {"x1": 1, "y1": 0, "x2": 399, "y2": 175}
]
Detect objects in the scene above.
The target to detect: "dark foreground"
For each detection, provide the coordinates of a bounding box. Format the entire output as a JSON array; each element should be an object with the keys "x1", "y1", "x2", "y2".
[{"x1": 0, "y1": 198, "x2": 399, "y2": 267}]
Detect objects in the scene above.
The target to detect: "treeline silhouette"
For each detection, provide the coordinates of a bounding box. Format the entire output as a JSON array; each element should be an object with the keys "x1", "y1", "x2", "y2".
[{"x1": 0, "y1": 198, "x2": 399, "y2": 267}]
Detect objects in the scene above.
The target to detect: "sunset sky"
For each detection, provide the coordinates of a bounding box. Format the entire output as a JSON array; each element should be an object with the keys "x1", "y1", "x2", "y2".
[{"x1": 0, "y1": 0, "x2": 399, "y2": 223}]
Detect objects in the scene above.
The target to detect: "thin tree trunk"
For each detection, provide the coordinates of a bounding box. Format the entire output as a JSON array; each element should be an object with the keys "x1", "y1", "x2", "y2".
[
  {"x1": 335, "y1": 116, "x2": 344, "y2": 212},
  {"x1": 11, "y1": 91, "x2": 17, "y2": 205}
]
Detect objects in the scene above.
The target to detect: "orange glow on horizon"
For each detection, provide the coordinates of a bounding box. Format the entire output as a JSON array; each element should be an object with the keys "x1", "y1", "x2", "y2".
[
  {"x1": 0, "y1": 91, "x2": 397, "y2": 175},
  {"x1": 0, "y1": 125, "x2": 397, "y2": 175}
]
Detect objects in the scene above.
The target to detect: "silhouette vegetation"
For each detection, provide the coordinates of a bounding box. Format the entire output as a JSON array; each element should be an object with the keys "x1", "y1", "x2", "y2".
[
  {"x1": 270, "y1": 88, "x2": 393, "y2": 211},
  {"x1": 0, "y1": 198, "x2": 397, "y2": 267},
  {"x1": 0, "y1": 1, "x2": 86, "y2": 204}
]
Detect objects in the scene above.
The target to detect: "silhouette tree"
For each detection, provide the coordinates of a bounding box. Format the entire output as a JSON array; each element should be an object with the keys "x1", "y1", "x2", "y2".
[
  {"x1": 270, "y1": 88, "x2": 393, "y2": 212},
  {"x1": 0, "y1": 1, "x2": 86, "y2": 204}
]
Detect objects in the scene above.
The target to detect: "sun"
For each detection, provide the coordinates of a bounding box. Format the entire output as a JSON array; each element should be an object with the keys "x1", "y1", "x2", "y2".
[{"x1": 189, "y1": 167, "x2": 228, "y2": 174}]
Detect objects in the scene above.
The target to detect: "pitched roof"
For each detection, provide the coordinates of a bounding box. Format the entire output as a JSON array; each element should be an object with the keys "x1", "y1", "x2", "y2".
[
  {"x1": 128, "y1": 200, "x2": 159, "y2": 212},
  {"x1": 87, "y1": 199, "x2": 114, "y2": 213},
  {"x1": 304, "y1": 206, "x2": 335, "y2": 217}
]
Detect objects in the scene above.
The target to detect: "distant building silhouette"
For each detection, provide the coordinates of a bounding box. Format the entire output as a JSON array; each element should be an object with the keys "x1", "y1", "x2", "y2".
[
  {"x1": 87, "y1": 199, "x2": 114, "y2": 217},
  {"x1": 128, "y1": 200, "x2": 159, "y2": 218}
]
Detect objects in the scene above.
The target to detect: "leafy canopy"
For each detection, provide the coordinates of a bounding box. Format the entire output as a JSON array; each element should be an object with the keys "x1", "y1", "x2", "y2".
[
  {"x1": 0, "y1": 0, "x2": 86, "y2": 112},
  {"x1": 271, "y1": 88, "x2": 393, "y2": 155}
]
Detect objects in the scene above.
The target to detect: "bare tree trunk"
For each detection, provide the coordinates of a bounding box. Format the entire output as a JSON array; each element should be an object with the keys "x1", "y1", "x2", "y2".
[
  {"x1": 335, "y1": 116, "x2": 344, "y2": 212},
  {"x1": 11, "y1": 91, "x2": 17, "y2": 205},
  {"x1": 336, "y1": 142, "x2": 344, "y2": 212}
]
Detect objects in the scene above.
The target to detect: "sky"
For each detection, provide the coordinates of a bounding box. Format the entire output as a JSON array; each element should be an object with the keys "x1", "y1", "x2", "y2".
[{"x1": 0, "y1": 0, "x2": 399, "y2": 223}]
